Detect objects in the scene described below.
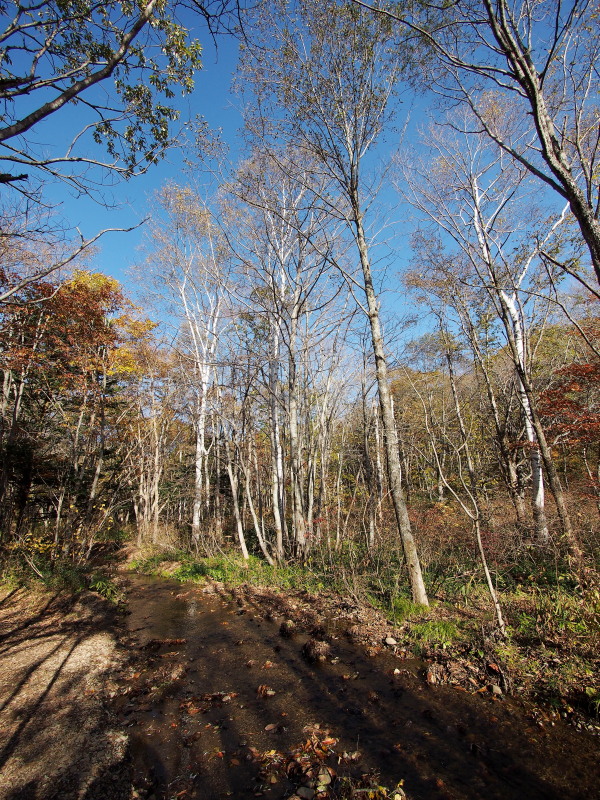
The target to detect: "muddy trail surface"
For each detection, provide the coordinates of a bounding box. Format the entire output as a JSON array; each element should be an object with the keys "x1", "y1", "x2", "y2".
[{"x1": 118, "y1": 576, "x2": 599, "y2": 800}]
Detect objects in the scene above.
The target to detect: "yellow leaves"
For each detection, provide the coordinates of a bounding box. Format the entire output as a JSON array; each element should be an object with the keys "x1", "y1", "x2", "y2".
[
  {"x1": 69, "y1": 270, "x2": 120, "y2": 295},
  {"x1": 114, "y1": 313, "x2": 157, "y2": 339},
  {"x1": 106, "y1": 346, "x2": 141, "y2": 376},
  {"x1": 9, "y1": 530, "x2": 54, "y2": 554}
]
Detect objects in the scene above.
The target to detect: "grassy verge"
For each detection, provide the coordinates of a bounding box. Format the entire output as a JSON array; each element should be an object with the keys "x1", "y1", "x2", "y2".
[
  {"x1": 0, "y1": 551, "x2": 124, "y2": 604},
  {"x1": 128, "y1": 549, "x2": 337, "y2": 592}
]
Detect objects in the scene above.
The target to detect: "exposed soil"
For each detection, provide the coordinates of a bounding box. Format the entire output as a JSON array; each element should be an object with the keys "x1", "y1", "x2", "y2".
[
  {"x1": 0, "y1": 586, "x2": 128, "y2": 800},
  {"x1": 0, "y1": 574, "x2": 598, "y2": 800}
]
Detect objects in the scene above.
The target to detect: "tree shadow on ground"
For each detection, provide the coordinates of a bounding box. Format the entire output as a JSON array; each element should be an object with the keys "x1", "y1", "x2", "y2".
[
  {"x1": 117, "y1": 576, "x2": 599, "y2": 800},
  {"x1": 0, "y1": 588, "x2": 129, "y2": 800}
]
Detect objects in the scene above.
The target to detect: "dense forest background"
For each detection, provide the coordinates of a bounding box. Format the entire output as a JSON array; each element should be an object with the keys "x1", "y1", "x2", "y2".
[{"x1": 1, "y1": 0, "x2": 599, "y2": 636}]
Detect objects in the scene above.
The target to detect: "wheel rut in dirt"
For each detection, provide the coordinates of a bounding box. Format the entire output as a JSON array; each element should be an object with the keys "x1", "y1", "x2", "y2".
[{"x1": 117, "y1": 575, "x2": 599, "y2": 800}]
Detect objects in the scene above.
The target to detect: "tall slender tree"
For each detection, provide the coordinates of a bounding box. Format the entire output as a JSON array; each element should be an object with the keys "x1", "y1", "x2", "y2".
[
  {"x1": 403, "y1": 108, "x2": 584, "y2": 562},
  {"x1": 239, "y1": 0, "x2": 429, "y2": 603},
  {"x1": 141, "y1": 185, "x2": 230, "y2": 549}
]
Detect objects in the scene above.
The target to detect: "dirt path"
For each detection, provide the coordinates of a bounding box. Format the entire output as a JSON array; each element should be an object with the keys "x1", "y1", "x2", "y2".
[
  {"x1": 0, "y1": 576, "x2": 598, "y2": 800},
  {"x1": 118, "y1": 576, "x2": 599, "y2": 800}
]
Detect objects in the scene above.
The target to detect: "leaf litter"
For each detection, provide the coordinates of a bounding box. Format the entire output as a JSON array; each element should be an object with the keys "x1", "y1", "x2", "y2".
[
  {"x1": 3, "y1": 576, "x2": 597, "y2": 800},
  {"x1": 114, "y1": 575, "x2": 599, "y2": 800}
]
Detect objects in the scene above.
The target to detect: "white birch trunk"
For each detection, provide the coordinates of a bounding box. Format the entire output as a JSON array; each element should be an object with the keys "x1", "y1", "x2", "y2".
[
  {"x1": 223, "y1": 435, "x2": 249, "y2": 560},
  {"x1": 269, "y1": 320, "x2": 286, "y2": 560},
  {"x1": 500, "y1": 290, "x2": 549, "y2": 544}
]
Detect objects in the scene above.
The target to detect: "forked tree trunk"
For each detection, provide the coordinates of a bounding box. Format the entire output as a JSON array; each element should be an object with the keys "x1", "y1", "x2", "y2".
[
  {"x1": 289, "y1": 309, "x2": 308, "y2": 557},
  {"x1": 456, "y1": 304, "x2": 528, "y2": 525},
  {"x1": 500, "y1": 291, "x2": 549, "y2": 543},
  {"x1": 512, "y1": 357, "x2": 585, "y2": 571},
  {"x1": 223, "y1": 437, "x2": 250, "y2": 561}
]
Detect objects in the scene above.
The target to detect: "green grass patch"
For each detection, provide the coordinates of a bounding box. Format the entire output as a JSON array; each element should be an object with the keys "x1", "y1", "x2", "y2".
[
  {"x1": 88, "y1": 572, "x2": 123, "y2": 603},
  {"x1": 408, "y1": 619, "x2": 460, "y2": 651},
  {"x1": 391, "y1": 595, "x2": 429, "y2": 622},
  {"x1": 128, "y1": 550, "x2": 176, "y2": 574},
  {"x1": 130, "y1": 550, "x2": 334, "y2": 593}
]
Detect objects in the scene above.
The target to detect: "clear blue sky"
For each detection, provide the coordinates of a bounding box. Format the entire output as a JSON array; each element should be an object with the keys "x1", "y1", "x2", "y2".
[
  {"x1": 44, "y1": 33, "x2": 243, "y2": 288},
  {"x1": 31, "y1": 13, "x2": 577, "y2": 345},
  {"x1": 38, "y1": 26, "x2": 427, "y2": 329}
]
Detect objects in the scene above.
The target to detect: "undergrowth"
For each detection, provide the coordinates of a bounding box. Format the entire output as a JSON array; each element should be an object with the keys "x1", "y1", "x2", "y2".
[
  {"x1": 0, "y1": 552, "x2": 123, "y2": 603},
  {"x1": 130, "y1": 550, "x2": 333, "y2": 593}
]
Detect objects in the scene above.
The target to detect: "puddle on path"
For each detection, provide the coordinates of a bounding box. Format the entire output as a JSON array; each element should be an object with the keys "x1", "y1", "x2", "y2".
[{"x1": 118, "y1": 575, "x2": 598, "y2": 800}]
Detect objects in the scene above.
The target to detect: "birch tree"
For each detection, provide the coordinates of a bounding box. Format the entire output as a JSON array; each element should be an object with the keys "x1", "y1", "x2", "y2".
[
  {"x1": 359, "y1": 0, "x2": 600, "y2": 292},
  {"x1": 409, "y1": 267, "x2": 529, "y2": 526},
  {"x1": 142, "y1": 185, "x2": 229, "y2": 549},
  {"x1": 127, "y1": 345, "x2": 180, "y2": 547},
  {"x1": 227, "y1": 148, "x2": 354, "y2": 559},
  {"x1": 403, "y1": 109, "x2": 584, "y2": 562},
  {"x1": 238, "y1": 0, "x2": 429, "y2": 603},
  {"x1": 404, "y1": 323, "x2": 507, "y2": 633}
]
